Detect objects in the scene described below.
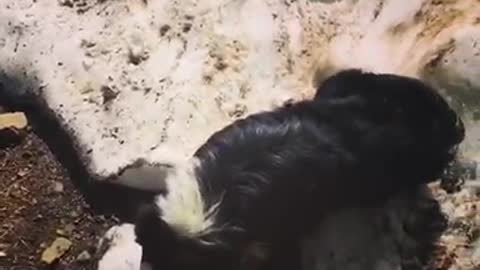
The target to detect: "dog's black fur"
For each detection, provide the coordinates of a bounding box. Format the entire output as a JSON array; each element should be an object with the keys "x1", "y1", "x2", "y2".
[{"x1": 135, "y1": 69, "x2": 465, "y2": 270}]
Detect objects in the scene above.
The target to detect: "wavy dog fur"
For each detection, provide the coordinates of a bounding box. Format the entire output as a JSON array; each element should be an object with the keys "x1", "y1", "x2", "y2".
[{"x1": 135, "y1": 69, "x2": 465, "y2": 270}]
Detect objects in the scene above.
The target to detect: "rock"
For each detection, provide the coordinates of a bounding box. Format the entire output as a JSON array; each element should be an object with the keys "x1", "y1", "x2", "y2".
[
  {"x1": 159, "y1": 25, "x2": 171, "y2": 36},
  {"x1": 0, "y1": 112, "x2": 27, "y2": 130},
  {"x1": 53, "y1": 181, "x2": 64, "y2": 193},
  {"x1": 100, "y1": 86, "x2": 118, "y2": 105},
  {"x1": 70, "y1": 210, "x2": 79, "y2": 218},
  {"x1": 56, "y1": 229, "x2": 67, "y2": 236},
  {"x1": 0, "y1": 112, "x2": 28, "y2": 147},
  {"x1": 16, "y1": 169, "x2": 28, "y2": 177},
  {"x1": 76, "y1": 250, "x2": 92, "y2": 262},
  {"x1": 40, "y1": 237, "x2": 72, "y2": 264}
]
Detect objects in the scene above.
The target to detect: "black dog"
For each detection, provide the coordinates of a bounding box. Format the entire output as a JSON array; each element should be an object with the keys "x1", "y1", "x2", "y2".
[{"x1": 134, "y1": 69, "x2": 464, "y2": 270}]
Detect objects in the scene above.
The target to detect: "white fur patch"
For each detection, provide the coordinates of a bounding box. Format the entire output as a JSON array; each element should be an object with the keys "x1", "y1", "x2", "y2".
[
  {"x1": 156, "y1": 157, "x2": 222, "y2": 240},
  {"x1": 97, "y1": 224, "x2": 142, "y2": 270}
]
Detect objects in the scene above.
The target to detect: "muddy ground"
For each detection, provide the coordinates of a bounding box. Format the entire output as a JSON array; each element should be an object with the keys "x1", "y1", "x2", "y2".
[{"x1": 0, "y1": 125, "x2": 117, "y2": 270}]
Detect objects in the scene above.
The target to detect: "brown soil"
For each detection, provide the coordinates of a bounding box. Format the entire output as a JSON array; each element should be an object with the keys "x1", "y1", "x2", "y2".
[{"x1": 0, "y1": 127, "x2": 117, "y2": 270}]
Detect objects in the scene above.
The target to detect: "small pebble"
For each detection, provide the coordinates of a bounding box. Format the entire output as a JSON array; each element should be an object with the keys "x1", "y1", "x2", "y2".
[
  {"x1": 70, "y1": 211, "x2": 79, "y2": 218},
  {"x1": 159, "y1": 25, "x2": 171, "y2": 36},
  {"x1": 17, "y1": 169, "x2": 28, "y2": 177},
  {"x1": 0, "y1": 112, "x2": 28, "y2": 130},
  {"x1": 76, "y1": 250, "x2": 92, "y2": 262},
  {"x1": 53, "y1": 181, "x2": 64, "y2": 193},
  {"x1": 101, "y1": 86, "x2": 118, "y2": 105},
  {"x1": 41, "y1": 237, "x2": 72, "y2": 264}
]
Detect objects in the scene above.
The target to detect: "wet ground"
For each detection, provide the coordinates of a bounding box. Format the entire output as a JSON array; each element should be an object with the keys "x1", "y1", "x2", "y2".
[{"x1": 0, "y1": 126, "x2": 117, "y2": 270}]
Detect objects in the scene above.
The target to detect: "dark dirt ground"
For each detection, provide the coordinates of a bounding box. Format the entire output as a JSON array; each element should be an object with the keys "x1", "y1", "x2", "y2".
[{"x1": 0, "y1": 126, "x2": 117, "y2": 270}]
